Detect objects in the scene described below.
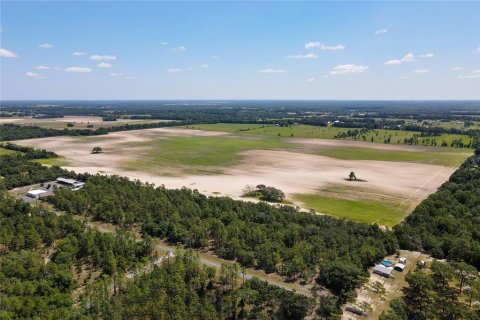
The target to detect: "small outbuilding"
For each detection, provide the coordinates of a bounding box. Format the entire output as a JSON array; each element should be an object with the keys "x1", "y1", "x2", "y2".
[
  {"x1": 56, "y1": 178, "x2": 85, "y2": 189},
  {"x1": 373, "y1": 264, "x2": 394, "y2": 278},
  {"x1": 394, "y1": 262, "x2": 406, "y2": 272},
  {"x1": 27, "y1": 189, "x2": 47, "y2": 199}
]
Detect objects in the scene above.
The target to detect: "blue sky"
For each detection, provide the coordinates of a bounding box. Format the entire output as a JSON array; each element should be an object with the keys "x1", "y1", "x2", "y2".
[{"x1": 1, "y1": 1, "x2": 479, "y2": 100}]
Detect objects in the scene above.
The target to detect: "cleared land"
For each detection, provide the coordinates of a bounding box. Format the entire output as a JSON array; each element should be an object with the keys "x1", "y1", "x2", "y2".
[
  {"x1": 13, "y1": 127, "x2": 470, "y2": 227},
  {"x1": 0, "y1": 115, "x2": 172, "y2": 130}
]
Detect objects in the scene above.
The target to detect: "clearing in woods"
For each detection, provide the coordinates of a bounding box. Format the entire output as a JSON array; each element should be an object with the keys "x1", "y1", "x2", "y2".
[{"x1": 12, "y1": 127, "x2": 470, "y2": 227}]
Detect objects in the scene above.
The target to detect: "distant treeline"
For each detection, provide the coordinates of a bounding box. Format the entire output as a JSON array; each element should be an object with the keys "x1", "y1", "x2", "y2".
[{"x1": 0, "y1": 120, "x2": 192, "y2": 141}]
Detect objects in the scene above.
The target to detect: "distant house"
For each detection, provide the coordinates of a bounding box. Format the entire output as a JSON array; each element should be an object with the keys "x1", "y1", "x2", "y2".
[
  {"x1": 373, "y1": 264, "x2": 394, "y2": 278},
  {"x1": 56, "y1": 178, "x2": 85, "y2": 189},
  {"x1": 399, "y1": 257, "x2": 407, "y2": 264},
  {"x1": 27, "y1": 189, "x2": 48, "y2": 199}
]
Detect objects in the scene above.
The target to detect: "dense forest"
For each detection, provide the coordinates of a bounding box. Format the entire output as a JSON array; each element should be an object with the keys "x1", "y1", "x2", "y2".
[
  {"x1": 380, "y1": 260, "x2": 479, "y2": 319},
  {"x1": 0, "y1": 187, "x2": 155, "y2": 319},
  {"x1": 394, "y1": 155, "x2": 480, "y2": 269},
  {"x1": 0, "y1": 152, "x2": 80, "y2": 189},
  {"x1": 47, "y1": 174, "x2": 398, "y2": 305},
  {"x1": 86, "y1": 252, "x2": 313, "y2": 319},
  {"x1": 0, "y1": 187, "x2": 313, "y2": 319}
]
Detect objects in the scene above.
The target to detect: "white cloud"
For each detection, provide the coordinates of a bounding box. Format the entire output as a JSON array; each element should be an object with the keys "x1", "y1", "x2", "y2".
[
  {"x1": 161, "y1": 42, "x2": 168, "y2": 46},
  {"x1": 210, "y1": 55, "x2": 219, "y2": 59},
  {"x1": 458, "y1": 69, "x2": 480, "y2": 79},
  {"x1": 384, "y1": 59, "x2": 402, "y2": 65},
  {"x1": 476, "y1": 46, "x2": 480, "y2": 53},
  {"x1": 97, "y1": 62, "x2": 112, "y2": 68},
  {"x1": 109, "y1": 73, "x2": 124, "y2": 77},
  {"x1": 307, "y1": 78, "x2": 316, "y2": 82},
  {"x1": 0, "y1": 48, "x2": 18, "y2": 58},
  {"x1": 375, "y1": 29, "x2": 388, "y2": 35},
  {"x1": 287, "y1": 53, "x2": 318, "y2": 59},
  {"x1": 171, "y1": 46, "x2": 186, "y2": 52},
  {"x1": 401, "y1": 53, "x2": 415, "y2": 62},
  {"x1": 39, "y1": 43, "x2": 53, "y2": 49},
  {"x1": 420, "y1": 53, "x2": 434, "y2": 58},
  {"x1": 167, "y1": 68, "x2": 183, "y2": 73},
  {"x1": 73, "y1": 51, "x2": 86, "y2": 56},
  {"x1": 36, "y1": 65, "x2": 50, "y2": 70},
  {"x1": 259, "y1": 68, "x2": 285, "y2": 74},
  {"x1": 89, "y1": 54, "x2": 116, "y2": 61},
  {"x1": 414, "y1": 69, "x2": 429, "y2": 74},
  {"x1": 330, "y1": 64, "x2": 368, "y2": 75},
  {"x1": 53, "y1": 67, "x2": 61, "y2": 71},
  {"x1": 385, "y1": 53, "x2": 415, "y2": 65},
  {"x1": 200, "y1": 64, "x2": 209, "y2": 69},
  {"x1": 451, "y1": 67, "x2": 463, "y2": 71},
  {"x1": 305, "y1": 41, "x2": 345, "y2": 51},
  {"x1": 64, "y1": 67, "x2": 92, "y2": 73},
  {"x1": 398, "y1": 76, "x2": 409, "y2": 79},
  {"x1": 26, "y1": 72, "x2": 42, "y2": 78}
]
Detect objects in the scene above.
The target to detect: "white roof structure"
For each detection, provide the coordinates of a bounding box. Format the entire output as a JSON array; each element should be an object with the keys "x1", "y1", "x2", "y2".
[
  {"x1": 373, "y1": 264, "x2": 393, "y2": 276},
  {"x1": 395, "y1": 263, "x2": 406, "y2": 271},
  {"x1": 56, "y1": 178, "x2": 85, "y2": 188},
  {"x1": 27, "y1": 189, "x2": 47, "y2": 196}
]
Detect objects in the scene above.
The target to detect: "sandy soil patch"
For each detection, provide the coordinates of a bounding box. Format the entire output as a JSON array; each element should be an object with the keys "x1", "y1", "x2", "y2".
[{"x1": 13, "y1": 128, "x2": 456, "y2": 221}]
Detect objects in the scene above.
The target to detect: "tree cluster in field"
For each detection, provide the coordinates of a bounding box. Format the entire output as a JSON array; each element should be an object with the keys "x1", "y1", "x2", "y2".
[
  {"x1": 394, "y1": 155, "x2": 480, "y2": 269},
  {"x1": 242, "y1": 184, "x2": 286, "y2": 202},
  {"x1": 0, "y1": 142, "x2": 58, "y2": 159},
  {"x1": 0, "y1": 189, "x2": 154, "y2": 319},
  {"x1": 85, "y1": 251, "x2": 313, "y2": 319},
  {"x1": 47, "y1": 174, "x2": 398, "y2": 304},
  {"x1": 380, "y1": 260, "x2": 479, "y2": 320}
]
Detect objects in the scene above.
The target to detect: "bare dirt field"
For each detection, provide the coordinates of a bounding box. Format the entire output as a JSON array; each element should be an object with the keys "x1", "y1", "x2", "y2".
[{"x1": 13, "y1": 127, "x2": 461, "y2": 226}]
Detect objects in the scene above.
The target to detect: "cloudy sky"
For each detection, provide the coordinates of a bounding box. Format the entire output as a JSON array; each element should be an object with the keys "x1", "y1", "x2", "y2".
[{"x1": 1, "y1": 1, "x2": 479, "y2": 100}]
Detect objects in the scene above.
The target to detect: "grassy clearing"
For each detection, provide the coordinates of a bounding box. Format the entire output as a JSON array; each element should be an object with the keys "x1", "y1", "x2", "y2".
[
  {"x1": 186, "y1": 123, "x2": 474, "y2": 149},
  {"x1": 294, "y1": 193, "x2": 407, "y2": 227},
  {"x1": 33, "y1": 157, "x2": 69, "y2": 166},
  {"x1": 0, "y1": 148, "x2": 18, "y2": 156},
  {"x1": 122, "y1": 135, "x2": 290, "y2": 175},
  {"x1": 310, "y1": 146, "x2": 470, "y2": 167}
]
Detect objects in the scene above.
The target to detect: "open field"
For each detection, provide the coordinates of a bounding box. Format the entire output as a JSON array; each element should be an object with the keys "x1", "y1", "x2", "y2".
[
  {"x1": 185, "y1": 123, "x2": 474, "y2": 148},
  {"x1": 294, "y1": 190, "x2": 407, "y2": 227},
  {"x1": 13, "y1": 127, "x2": 469, "y2": 226},
  {"x1": 0, "y1": 115, "x2": 173, "y2": 130}
]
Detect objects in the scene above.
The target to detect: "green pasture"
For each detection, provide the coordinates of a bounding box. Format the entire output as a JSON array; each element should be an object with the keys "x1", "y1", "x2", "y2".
[
  {"x1": 33, "y1": 157, "x2": 69, "y2": 166},
  {"x1": 294, "y1": 193, "x2": 406, "y2": 227},
  {"x1": 310, "y1": 146, "x2": 470, "y2": 167},
  {"x1": 0, "y1": 148, "x2": 18, "y2": 156},
  {"x1": 122, "y1": 135, "x2": 290, "y2": 175},
  {"x1": 185, "y1": 123, "x2": 474, "y2": 149}
]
